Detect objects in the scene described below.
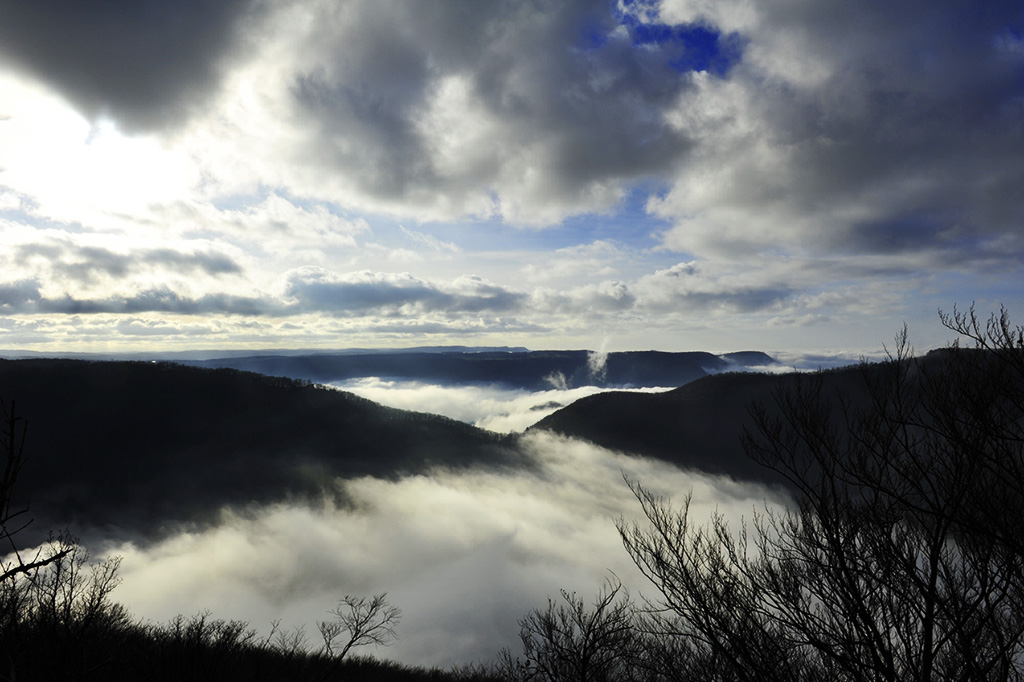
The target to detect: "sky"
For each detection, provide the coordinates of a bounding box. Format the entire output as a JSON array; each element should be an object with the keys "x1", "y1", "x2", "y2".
[{"x1": 0, "y1": 0, "x2": 1022, "y2": 354}]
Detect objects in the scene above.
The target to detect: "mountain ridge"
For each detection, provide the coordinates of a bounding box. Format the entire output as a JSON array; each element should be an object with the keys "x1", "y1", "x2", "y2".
[
  {"x1": 184, "y1": 349, "x2": 777, "y2": 390},
  {"x1": 530, "y1": 363, "x2": 877, "y2": 487},
  {"x1": 0, "y1": 359, "x2": 517, "y2": 541}
]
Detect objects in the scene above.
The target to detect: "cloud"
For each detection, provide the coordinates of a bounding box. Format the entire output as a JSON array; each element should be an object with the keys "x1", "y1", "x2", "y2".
[
  {"x1": 653, "y1": 0, "x2": 1024, "y2": 262},
  {"x1": 285, "y1": 1, "x2": 697, "y2": 223},
  {"x1": 3, "y1": 0, "x2": 1021, "y2": 258},
  {"x1": 522, "y1": 240, "x2": 633, "y2": 283},
  {"x1": 283, "y1": 268, "x2": 526, "y2": 316},
  {"x1": 769, "y1": 349, "x2": 884, "y2": 372},
  {"x1": 399, "y1": 227, "x2": 461, "y2": 254},
  {"x1": 15, "y1": 242, "x2": 243, "y2": 284},
  {"x1": 0, "y1": 266, "x2": 532, "y2": 322},
  {"x1": 635, "y1": 261, "x2": 793, "y2": 314},
  {"x1": 0, "y1": 279, "x2": 41, "y2": 310},
  {"x1": 43, "y1": 290, "x2": 274, "y2": 317},
  {"x1": 102, "y1": 432, "x2": 787, "y2": 667},
  {"x1": 533, "y1": 281, "x2": 639, "y2": 316},
  {"x1": 198, "y1": 194, "x2": 369, "y2": 256},
  {"x1": 587, "y1": 348, "x2": 610, "y2": 382},
  {"x1": 151, "y1": 0, "x2": 710, "y2": 225},
  {"x1": 0, "y1": 0, "x2": 262, "y2": 132},
  {"x1": 0, "y1": 279, "x2": 278, "y2": 317},
  {"x1": 1, "y1": 0, "x2": 1021, "y2": 353}
]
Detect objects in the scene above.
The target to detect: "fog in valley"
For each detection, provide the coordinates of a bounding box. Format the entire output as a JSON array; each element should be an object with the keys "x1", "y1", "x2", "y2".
[
  {"x1": 100, "y1": 427, "x2": 786, "y2": 666},
  {"x1": 328, "y1": 378, "x2": 676, "y2": 433}
]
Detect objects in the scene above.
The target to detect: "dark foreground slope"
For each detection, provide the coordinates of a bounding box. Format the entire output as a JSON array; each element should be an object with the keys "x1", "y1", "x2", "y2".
[
  {"x1": 0, "y1": 360, "x2": 515, "y2": 539},
  {"x1": 189, "y1": 350, "x2": 776, "y2": 389},
  {"x1": 532, "y1": 364, "x2": 874, "y2": 486}
]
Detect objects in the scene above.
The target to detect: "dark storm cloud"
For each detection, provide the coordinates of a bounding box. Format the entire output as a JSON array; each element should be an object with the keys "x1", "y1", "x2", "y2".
[
  {"x1": 283, "y1": 268, "x2": 527, "y2": 315},
  {"x1": 462, "y1": 3, "x2": 695, "y2": 180},
  {"x1": 838, "y1": 216, "x2": 1024, "y2": 272},
  {"x1": 15, "y1": 243, "x2": 243, "y2": 283},
  {"x1": 0, "y1": 0, "x2": 261, "y2": 131}
]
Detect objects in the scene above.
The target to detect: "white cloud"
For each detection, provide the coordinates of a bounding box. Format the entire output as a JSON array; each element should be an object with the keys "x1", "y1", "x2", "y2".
[
  {"x1": 522, "y1": 240, "x2": 633, "y2": 283},
  {"x1": 399, "y1": 226, "x2": 462, "y2": 254},
  {"x1": 165, "y1": 194, "x2": 370, "y2": 278},
  {"x1": 532, "y1": 281, "x2": 639, "y2": 316},
  {"x1": 0, "y1": 73, "x2": 197, "y2": 230}
]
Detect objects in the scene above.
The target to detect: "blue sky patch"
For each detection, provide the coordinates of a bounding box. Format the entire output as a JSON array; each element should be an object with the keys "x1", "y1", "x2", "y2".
[
  {"x1": 582, "y1": 2, "x2": 744, "y2": 76},
  {"x1": 633, "y1": 23, "x2": 744, "y2": 76}
]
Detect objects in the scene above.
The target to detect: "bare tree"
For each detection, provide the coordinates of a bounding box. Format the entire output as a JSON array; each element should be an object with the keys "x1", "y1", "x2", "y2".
[
  {"x1": 619, "y1": 485, "x2": 825, "y2": 682},
  {"x1": 619, "y1": 309, "x2": 1024, "y2": 681},
  {"x1": 0, "y1": 400, "x2": 71, "y2": 584},
  {"x1": 314, "y1": 592, "x2": 400, "y2": 680},
  {"x1": 2, "y1": 534, "x2": 131, "y2": 680},
  {"x1": 26, "y1": 535, "x2": 125, "y2": 637},
  {"x1": 0, "y1": 399, "x2": 125, "y2": 679},
  {"x1": 496, "y1": 579, "x2": 645, "y2": 682}
]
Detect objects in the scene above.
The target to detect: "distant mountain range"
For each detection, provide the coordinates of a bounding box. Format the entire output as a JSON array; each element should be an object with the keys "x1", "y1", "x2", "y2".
[{"x1": 183, "y1": 349, "x2": 777, "y2": 390}]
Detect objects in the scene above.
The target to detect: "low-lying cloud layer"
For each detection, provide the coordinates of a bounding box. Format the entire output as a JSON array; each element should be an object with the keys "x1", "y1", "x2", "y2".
[
  {"x1": 101, "y1": 432, "x2": 787, "y2": 667},
  {"x1": 329, "y1": 378, "x2": 675, "y2": 433}
]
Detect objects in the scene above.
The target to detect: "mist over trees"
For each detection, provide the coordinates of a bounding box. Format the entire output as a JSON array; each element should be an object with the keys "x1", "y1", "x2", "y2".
[{"x1": 0, "y1": 536, "x2": 422, "y2": 682}]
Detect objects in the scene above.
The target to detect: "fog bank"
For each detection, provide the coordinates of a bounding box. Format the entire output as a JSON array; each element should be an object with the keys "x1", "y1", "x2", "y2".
[
  {"x1": 329, "y1": 378, "x2": 674, "y2": 432},
  {"x1": 106, "y1": 432, "x2": 786, "y2": 666}
]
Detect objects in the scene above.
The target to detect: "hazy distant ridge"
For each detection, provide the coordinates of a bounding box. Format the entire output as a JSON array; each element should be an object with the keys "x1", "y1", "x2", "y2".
[{"x1": 187, "y1": 349, "x2": 776, "y2": 390}]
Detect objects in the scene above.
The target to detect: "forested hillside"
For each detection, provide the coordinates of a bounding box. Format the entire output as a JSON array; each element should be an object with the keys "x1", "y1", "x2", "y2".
[
  {"x1": 531, "y1": 364, "x2": 867, "y2": 485},
  {"x1": 0, "y1": 360, "x2": 515, "y2": 539}
]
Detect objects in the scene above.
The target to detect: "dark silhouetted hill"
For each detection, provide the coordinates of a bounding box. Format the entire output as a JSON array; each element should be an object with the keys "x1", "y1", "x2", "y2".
[
  {"x1": 0, "y1": 360, "x2": 516, "y2": 540},
  {"x1": 531, "y1": 365, "x2": 877, "y2": 487},
  {"x1": 187, "y1": 350, "x2": 777, "y2": 390}
]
